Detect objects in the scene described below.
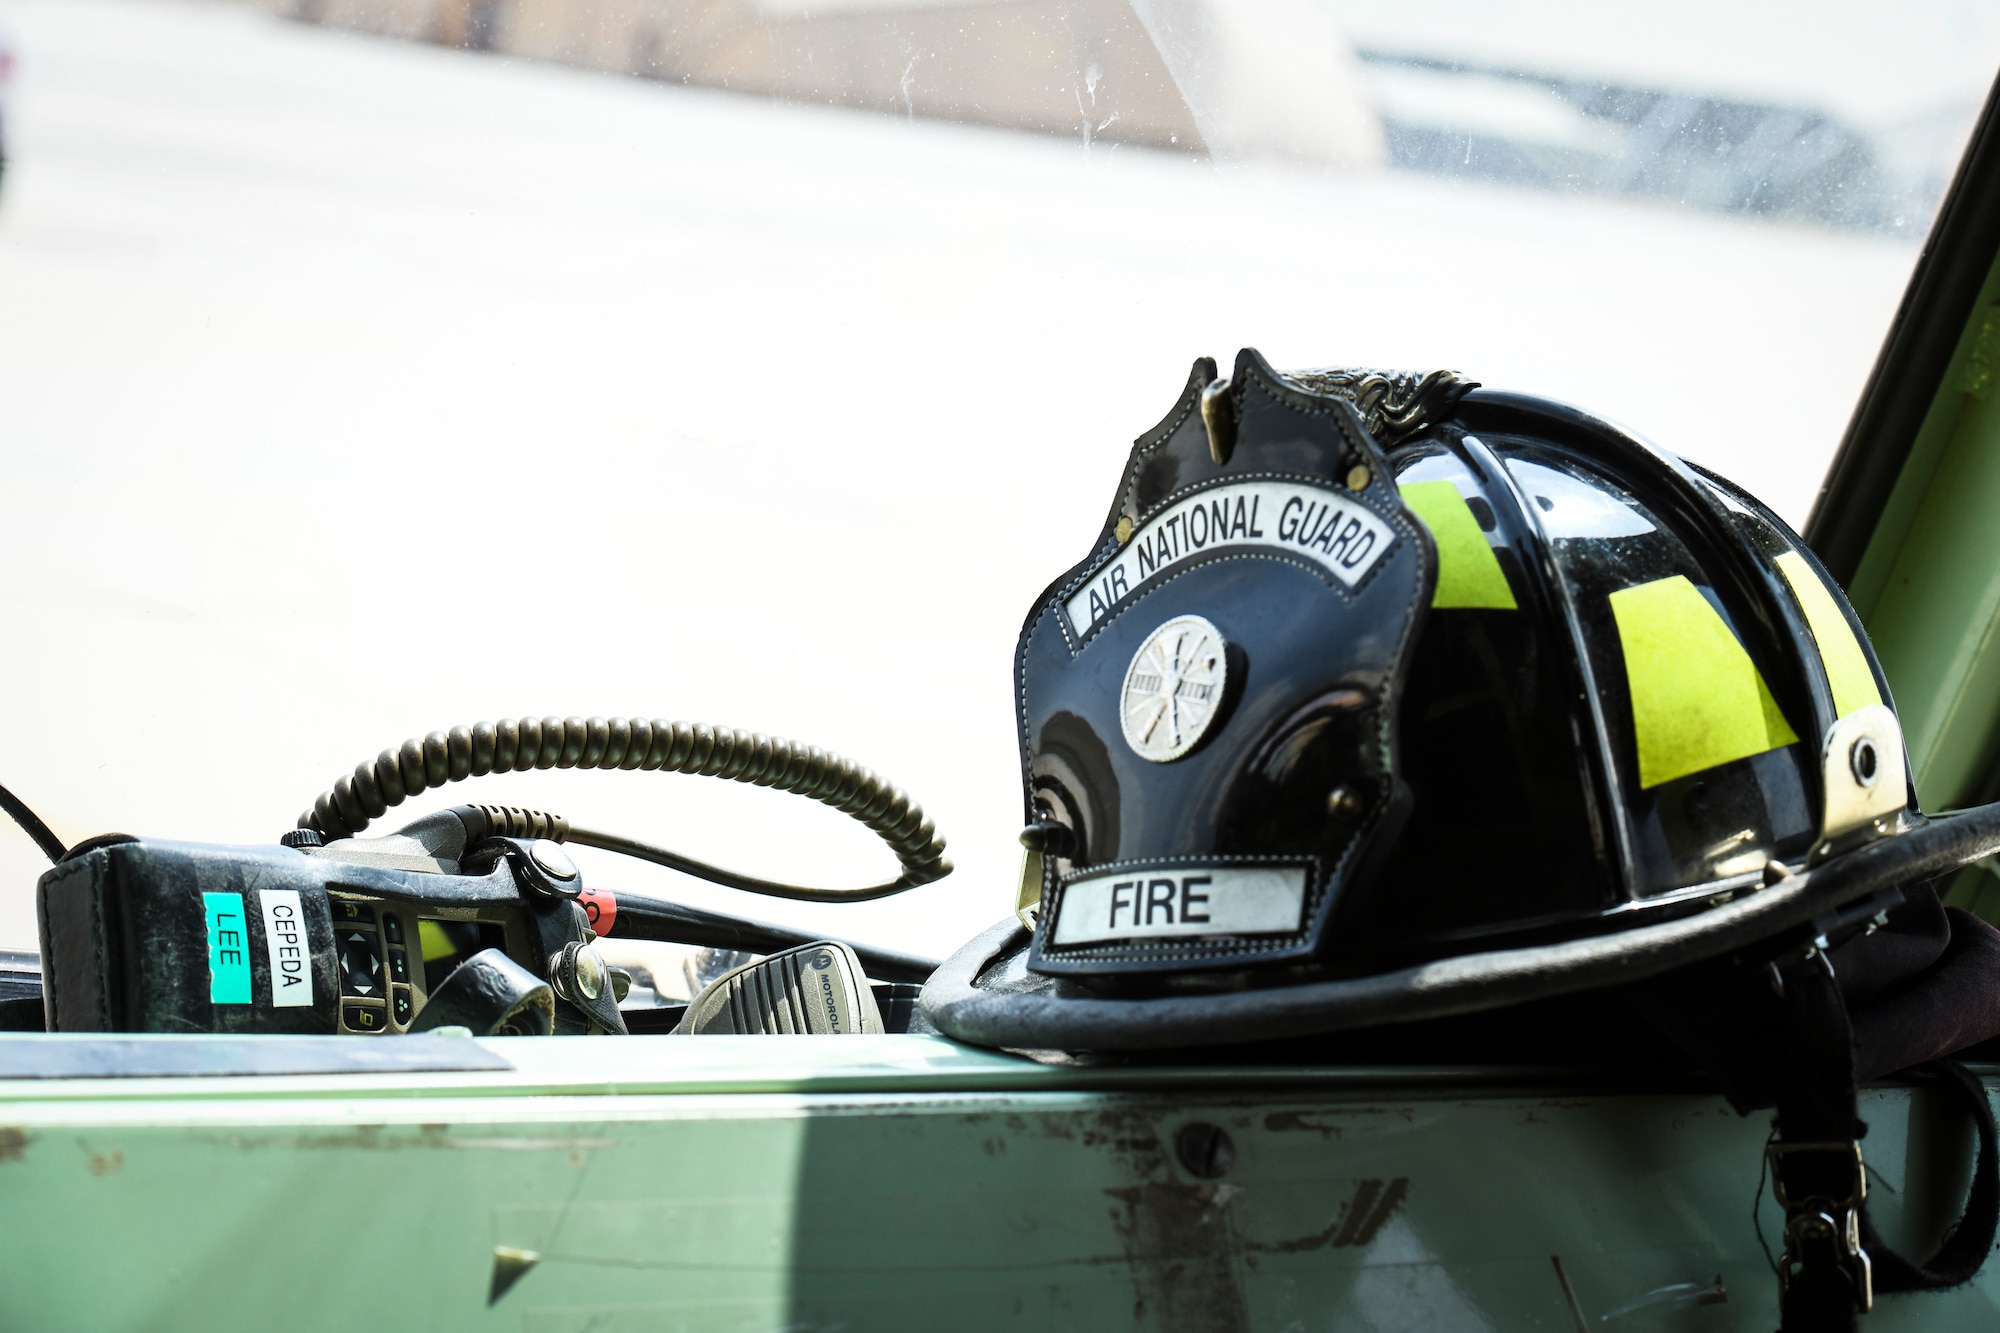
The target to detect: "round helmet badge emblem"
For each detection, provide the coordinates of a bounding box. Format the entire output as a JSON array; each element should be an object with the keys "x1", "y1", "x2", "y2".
[{"x1": 1120, "y1": 615, "x2": 1229, "y2": 763}]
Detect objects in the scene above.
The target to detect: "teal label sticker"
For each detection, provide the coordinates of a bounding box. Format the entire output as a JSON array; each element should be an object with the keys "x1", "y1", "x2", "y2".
[{"x1": 203, "y1": 892, "x2": 252, "y2": 1005}]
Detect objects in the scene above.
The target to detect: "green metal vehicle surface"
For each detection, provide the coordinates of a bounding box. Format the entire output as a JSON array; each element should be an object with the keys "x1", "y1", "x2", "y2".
[
  {"x1": 0, "y1": 1038, "x2": 1996, "y2": 1330},
  {"x1": 7, "y1": 43, "x2": 2000, "y2": 1333}
]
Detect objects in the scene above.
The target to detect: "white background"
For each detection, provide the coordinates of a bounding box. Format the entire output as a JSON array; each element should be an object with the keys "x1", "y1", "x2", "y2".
[{"x1": 0, "y1": 0, "x2": 1991, "y2": 956}]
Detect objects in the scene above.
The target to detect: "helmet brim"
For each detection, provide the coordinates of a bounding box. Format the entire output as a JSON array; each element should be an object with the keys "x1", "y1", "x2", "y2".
[{"x1": 921, "y1": 804, "x2": 2000, "y2": 1052}]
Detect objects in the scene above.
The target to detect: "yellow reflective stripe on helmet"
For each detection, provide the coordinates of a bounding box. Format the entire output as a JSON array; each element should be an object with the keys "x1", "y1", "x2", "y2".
[
  {"x1": 1398, "y1": 480, "x2": 1517, "y2": 610},
  {"x1": 1774, "y1": 550, "x2": 1883, "y2": 719},
  {"x1": 1609, "y1": 575, "x2": 1799, "y2": 789}
]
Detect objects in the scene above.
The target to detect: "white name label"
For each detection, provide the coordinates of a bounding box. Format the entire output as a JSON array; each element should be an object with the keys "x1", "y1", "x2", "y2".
[
  {"x1": 258, "y1": 889, "x2": 313, "y2": 1007},
  {"x1": 1050, "y1": 865, "x2": 1309, "y2": 946},
  {"x1": 1065, "y1": 481, "x2": 1395, "y2": 638}
]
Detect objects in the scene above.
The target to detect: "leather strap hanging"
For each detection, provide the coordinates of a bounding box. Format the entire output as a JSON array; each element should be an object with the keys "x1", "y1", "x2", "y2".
[
  {"x1": 1859, "y1": 1060, "x2": 1999, "y2": 1293},
  {"x1": 1770, "y1": 950, "x2": 2000, "y2": 1332},
  {"x1": 1771, "y1": 950, "x2": 1872, "y2": 1332}
]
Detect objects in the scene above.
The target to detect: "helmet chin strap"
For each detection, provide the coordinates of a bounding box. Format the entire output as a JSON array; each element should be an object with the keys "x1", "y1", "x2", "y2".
[
  {"x1": 1857, "y1": 1062, "x2": 1999, "y2": 1299},
  {"x1": 1769, "y1": 948, "x2": 1873, "y2": 1329},
  {"x1": 1769, "y1": 947, "x2": 1999, "y2": 1331}
]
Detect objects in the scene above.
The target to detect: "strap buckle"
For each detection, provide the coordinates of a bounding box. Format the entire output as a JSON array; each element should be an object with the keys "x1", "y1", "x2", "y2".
[{"x1": 1768, "y1": 1141, "x2": 1874, "y2": 1312}]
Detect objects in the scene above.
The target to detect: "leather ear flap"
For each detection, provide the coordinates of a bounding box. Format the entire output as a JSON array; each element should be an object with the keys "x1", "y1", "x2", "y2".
[
  {"x1": 1618, "y1": 891, "x2": 2000, "y2": 1106},
  {"x1": 1850, "y1": 905, "x2": 2000, "y2": 1082}
]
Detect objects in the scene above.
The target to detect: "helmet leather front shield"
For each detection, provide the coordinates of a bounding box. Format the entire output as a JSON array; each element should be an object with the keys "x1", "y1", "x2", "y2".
[{"x1": 1020, "y1": 349, "x2": 1436, "y2": 977}]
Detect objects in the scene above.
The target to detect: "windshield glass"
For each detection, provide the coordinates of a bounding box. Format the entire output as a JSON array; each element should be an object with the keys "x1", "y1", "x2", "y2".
[{"x1": 2, "y1": 0, "x2": 1996, "y2": 960}]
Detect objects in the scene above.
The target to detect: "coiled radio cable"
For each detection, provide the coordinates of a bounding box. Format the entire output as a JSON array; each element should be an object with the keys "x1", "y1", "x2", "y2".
[{"x1": 299, "y1": 716, "x2": 950, "y2": 903}]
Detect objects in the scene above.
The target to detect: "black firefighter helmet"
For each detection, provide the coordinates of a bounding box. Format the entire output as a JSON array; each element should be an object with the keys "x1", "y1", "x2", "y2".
[{"x1": 921, "y1": 349, "x2": 2000, "y2": 1328}]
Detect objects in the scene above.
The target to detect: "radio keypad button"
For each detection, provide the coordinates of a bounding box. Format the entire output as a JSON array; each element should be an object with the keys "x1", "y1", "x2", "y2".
[{"x1": 337, "y1": 928, "x2": 384, "y2": 999}]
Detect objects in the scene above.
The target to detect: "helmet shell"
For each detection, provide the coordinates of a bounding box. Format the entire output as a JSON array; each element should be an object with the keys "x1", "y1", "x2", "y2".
[
  {"x1": 1348, "y1": 390, "x2": 1898, "y2": 970},
  {"x1": 924, "y1": 351, "x2": 1936, "y2": 1053}
]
